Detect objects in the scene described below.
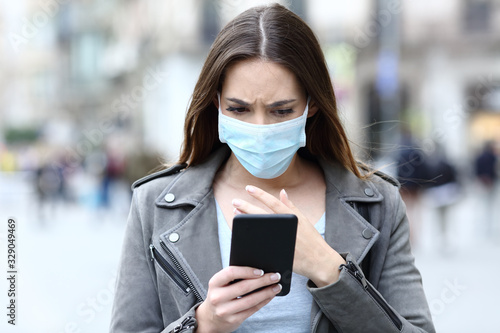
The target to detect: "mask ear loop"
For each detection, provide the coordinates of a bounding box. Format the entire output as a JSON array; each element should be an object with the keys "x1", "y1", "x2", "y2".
[{"x1": 302, "y1": 95, "x2": 311, "y2": 118}]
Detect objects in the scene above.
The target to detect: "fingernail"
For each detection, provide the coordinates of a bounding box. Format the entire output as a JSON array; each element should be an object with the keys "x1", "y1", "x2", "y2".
[
  {"x1": 270, "y1": 273, "x2": 281, "y2": 282},
  {"x1": 232, "y1": 199, "x2": 241, "y2": 207},
  {"x1": 233, "y1": 208, "x2": 242, "y2": 215},
  {"x1": 254, "y1": 269, "x2": 264, "y2": 276},
  {"x1": 245, "y1": 185, "x2": 255, "y2": 193},
  {"x1": 281, "y1": 189, "x2": 288, "y2": 199},
  {"x1": 273, "y1": 284, "x2": 282, "y2": 293}
]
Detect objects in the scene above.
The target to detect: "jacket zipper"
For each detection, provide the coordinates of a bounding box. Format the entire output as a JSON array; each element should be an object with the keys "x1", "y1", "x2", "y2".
[
  {"x1": 150, "y1": 244, "x2": 191, "y2": 294},
  {"x1": 159, "y1": 240, "x2": 203, "y2": 303},
  {"x1": 173, "y1": 316, "x2": 197, "y2": 332},
  {"x1": 342, "y1": 261, "x2": 403, "y2": 331}
]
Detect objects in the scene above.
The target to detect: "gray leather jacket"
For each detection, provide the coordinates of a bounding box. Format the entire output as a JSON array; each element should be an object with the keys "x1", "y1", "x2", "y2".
[{"x1": 110, "y1": 147, "x2": 435, "y2": 332}]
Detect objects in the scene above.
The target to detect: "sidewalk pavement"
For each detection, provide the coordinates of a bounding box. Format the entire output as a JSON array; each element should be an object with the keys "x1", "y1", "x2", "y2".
[{"x1": 412, "y1": 181, "x2": 500, "y2": 332}]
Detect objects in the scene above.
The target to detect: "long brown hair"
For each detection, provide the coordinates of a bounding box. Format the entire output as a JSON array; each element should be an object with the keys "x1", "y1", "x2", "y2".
[{"x1": 178, "y1": 3, "x2": 363, "y2": 179}]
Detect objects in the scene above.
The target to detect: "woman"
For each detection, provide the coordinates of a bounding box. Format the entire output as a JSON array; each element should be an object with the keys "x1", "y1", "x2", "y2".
[{"x1": 110, "y1": 4, "x2": 435, "y2": 333}]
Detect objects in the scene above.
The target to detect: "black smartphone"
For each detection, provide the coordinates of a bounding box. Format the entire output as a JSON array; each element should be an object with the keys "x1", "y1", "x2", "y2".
[{"x1": 229, "y1": 214, "x2": 298, "y2": 296}]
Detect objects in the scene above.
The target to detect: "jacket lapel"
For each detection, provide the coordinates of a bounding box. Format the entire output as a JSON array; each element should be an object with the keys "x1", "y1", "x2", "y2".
[
  {"x1": 154, "y1": 148, "x2": 230, "y2": 299},
  {"x1": 160, "y1": 192, "x2": 221, "y2": 299},
  {"x1": 319, "y1": 159, "x2": 382, "y2": 264},
  {"x1": 310, "y1": 160, "x2": 384, "y2": 329}
]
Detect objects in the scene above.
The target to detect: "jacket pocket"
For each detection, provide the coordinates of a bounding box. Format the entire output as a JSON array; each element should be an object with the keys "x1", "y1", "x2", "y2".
[
  {"x1": 149, "y1": 240, "x2": 203, "y2": 302},
  {"x1": 341, "y1": 261, "x2": 403, "y2": 331}
]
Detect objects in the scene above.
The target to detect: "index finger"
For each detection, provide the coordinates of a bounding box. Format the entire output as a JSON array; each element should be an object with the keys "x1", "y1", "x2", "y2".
[{"x1": 245, "y1": 185, "x2": 290, "y2": 214}]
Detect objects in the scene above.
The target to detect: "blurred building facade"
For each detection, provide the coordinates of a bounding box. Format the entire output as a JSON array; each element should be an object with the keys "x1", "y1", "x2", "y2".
[
  {"x1": 1, "y1": 0, "x2": 499, "y2": 176},
  {"x1": 396, "y1": 0, "x2": 500, "y2": 164}
]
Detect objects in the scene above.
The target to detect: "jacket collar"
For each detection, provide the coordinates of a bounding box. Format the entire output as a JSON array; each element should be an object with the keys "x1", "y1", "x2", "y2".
[
  {"x1": 154, "y1": 147, "x2": 230, "y2": 209},
  {"x1": 155, "y1": 146, "x2": 383, "y2": 209}
]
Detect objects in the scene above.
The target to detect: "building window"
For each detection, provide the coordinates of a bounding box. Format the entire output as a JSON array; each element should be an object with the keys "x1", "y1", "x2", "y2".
[
  {"x1": 70, "y1": 31, "x2": 104, "y2": 82},
  {"x1": 466, "y1": 79, "x2": 500, "y2": 112},
  {"x1": 463, "y1": 0, "x2": 492, "y2": 33}
]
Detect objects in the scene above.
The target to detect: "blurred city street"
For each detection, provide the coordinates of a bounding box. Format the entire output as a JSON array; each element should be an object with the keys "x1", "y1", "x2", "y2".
[
  {"x1": 1, "y1": 1, "x2": 500, "y2": 332},
  {"x1": 0, "y1": 171, "x2": 129, "y2": 333},
  {"x1": 1, "y1": 171, "x2": 499, "y2": 332}
]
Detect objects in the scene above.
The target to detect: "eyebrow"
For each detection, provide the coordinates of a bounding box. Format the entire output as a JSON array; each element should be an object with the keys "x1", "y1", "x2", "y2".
[{"x1": 226, "y1": 97, "x2": 297, "y2": 108}]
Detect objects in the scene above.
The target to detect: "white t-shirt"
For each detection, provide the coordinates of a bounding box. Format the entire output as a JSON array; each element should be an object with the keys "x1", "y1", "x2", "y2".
[{"x1": 216, "y1": 201, "x2": 326, "y2": 333}]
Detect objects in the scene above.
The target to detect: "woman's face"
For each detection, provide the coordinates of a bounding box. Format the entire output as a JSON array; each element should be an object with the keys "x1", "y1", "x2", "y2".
[{"x1": 218, "y1": 59, "x2": 316, "y2": 124}]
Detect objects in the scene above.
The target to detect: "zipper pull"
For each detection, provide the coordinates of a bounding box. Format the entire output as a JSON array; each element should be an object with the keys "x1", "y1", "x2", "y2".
[
  {"x1": 172, "y1": 316, "x2": 197, "y2": 332},
  {"x1": 149, "y1": 244, "x2": 155, "y2": 262},
  {"x1": 341, "y1": 261, "x2": 367, "y2": 289}
]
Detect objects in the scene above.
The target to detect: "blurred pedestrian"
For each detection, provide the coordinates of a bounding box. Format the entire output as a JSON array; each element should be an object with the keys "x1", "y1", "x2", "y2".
[
  {"x1": 35, "y1": 161, "x2": 66, "y2": 225},
  {"x1": 474, "y1": 141, "x2": 498, "y2": 236},
  {"x1": 395, "y1": 128, "x2": 429, "y2": 245},
  {"x1": 425, "y1": 144, "x2": 461, "y2": 254},
  {"x1": 475, "y1": 141, "x2": 497, "y2": 188},
  {"x1": 111, "y1": 4, "x2": 434, "y2": 332},
  {"x1": 100, "y1": 146, "x2": 126, "y2": 209}
]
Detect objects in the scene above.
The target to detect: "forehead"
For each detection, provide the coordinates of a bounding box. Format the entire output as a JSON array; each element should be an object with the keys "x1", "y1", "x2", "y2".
[{"x1": 222, "y1": 59, "x2": 304, "y2": 99}]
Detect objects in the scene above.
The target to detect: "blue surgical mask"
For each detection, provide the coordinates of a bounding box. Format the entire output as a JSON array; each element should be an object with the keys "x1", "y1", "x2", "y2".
[{"x1": 218, "y1": 94, "x2": 310, "y2": 179}]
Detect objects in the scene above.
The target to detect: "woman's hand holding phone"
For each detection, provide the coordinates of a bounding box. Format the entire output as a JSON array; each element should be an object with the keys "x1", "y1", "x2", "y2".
[
  {"x1": 195, "y1": 266, "x2": 281, "y2": 333},
  {"x1": 233, "y1": 185, "x2": 346, "y2": 287}
]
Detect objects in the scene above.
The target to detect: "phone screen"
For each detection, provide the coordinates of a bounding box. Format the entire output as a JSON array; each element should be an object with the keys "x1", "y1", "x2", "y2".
[{"x1": 229, "y1": 214, "x2": 298, "y2": 296}]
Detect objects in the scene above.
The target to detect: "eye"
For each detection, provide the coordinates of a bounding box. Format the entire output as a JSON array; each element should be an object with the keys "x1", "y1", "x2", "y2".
[
  {"x1": 272, "y1": 109, "x2": 294, "y2": 118},
  {"x1": 226, "y1": 106, "x2": 248, "y2": 114}
]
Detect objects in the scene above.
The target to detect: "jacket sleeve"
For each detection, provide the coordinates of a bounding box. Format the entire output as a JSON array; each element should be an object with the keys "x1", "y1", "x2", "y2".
[
  {"x1": 307, "y1": 189, "x2": 435, "y2": 332},
  {"x1": 109, "y1": 190, "x2": 199, "y2": 333}
]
